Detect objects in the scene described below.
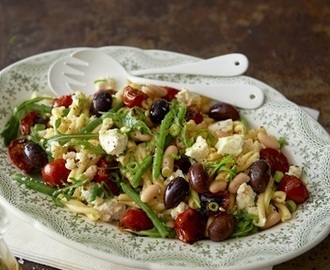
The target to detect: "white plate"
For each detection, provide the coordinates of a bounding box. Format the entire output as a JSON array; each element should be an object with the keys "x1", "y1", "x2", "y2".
[{"x1": 0, "y1": 46, "x2": 329, "y2": 270}]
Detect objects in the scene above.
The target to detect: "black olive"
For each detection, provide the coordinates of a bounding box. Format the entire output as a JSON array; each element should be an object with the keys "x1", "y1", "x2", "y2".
[
  {"x1": 208, "y1": 102, "x2": 240, "y2": 121},
  {"x1": 208, "y1": 213, "x2": 235, "y2": 242},
  {"x1": 92, "y1": 90, "x2": 113, "y2": 115},
  {"x1": 174, "y1": 155, "x2": 191, "y2": 174},
  {"x1": 188, "y1": 163, "x2": 210, "y2": 194},
  {"x1": 164, "y1": 177, "x2": 189, "y2": 209},
  {"x1": 23, "y1": 141, "x2": 48, "y2": 168},
  {"x1": 249, "y1": 159, "x2": 271, "y2": 193},
  {"x1": 150, "y1": 99, "x2": 169, "y2": 124}
]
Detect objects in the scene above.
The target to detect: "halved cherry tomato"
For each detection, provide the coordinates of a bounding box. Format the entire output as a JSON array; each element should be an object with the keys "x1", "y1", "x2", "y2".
[
  {"x1": 163, "y1": 87, "x2": 179, "y2": 101},
  {"x1": 123, "y1": 86, "x2": 148, "y2": 108},
  {"x1": 20, "y1": 111, "x2": 46, "y2": 135},
  {"x1": 119, "y1": 208, "x2": 154, "y2": 232},
  {"x1": 8, "y1": 138, "x2": 33, "y2": 173},
  {"x1": 41, "y1": 159, "x2": 70, "y2": 187},
  {"x1": 93, "y1": 158, "x2": 120, "y2": 196},
  {"x1": 52, "y1": 94, "x2": 73, "y2": 108},
  {"x1": 174, "y1": 208, "x2": 207, "y2": 244},
  {"x1": 260, "y1": 148, "x2": 289, "y2": 174},
  {"x1": 278, "y1": 175, "x2": 309, "y2": 204}
]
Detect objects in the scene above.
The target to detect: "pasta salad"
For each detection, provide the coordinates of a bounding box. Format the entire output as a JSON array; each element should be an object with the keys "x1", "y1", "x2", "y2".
[{"x1": 1, "y1": 78, "x2": 309, "y2": 244}]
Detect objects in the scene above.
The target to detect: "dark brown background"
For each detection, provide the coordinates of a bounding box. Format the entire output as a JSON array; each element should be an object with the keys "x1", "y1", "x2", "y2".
[{"x1": 0, "y1": 0, "x2": 329, "y2": 269}]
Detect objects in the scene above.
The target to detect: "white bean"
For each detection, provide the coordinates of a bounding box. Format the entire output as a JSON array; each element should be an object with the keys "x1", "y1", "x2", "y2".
[
  {"x1": 262, "y1": 211, "x2": 281, "y2": 229},
  {"x1": 228, "y1": 172, "x2": 250, "y2": 194},
  {"x1": 140, "y1": 184, "x2": 161, "y2": 203},
  {"x1": 209, "y1": 181, "x2": 227, "y2": 193},
  {"x1": 257, "y1": 131, "x2": 280, "y2": 149}
]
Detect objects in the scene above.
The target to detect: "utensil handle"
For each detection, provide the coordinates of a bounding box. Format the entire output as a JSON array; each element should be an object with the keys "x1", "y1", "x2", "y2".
[
  {"x1": 130, "y1": 53, "x2": 249, "y2": 77},
  {"x1": 128, "y1": 76, "x2": 264, "y2": 109}
]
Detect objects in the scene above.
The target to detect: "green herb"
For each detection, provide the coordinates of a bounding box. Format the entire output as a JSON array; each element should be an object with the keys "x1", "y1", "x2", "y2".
[
  {"x1": 122, "y1": 108, "x2": 152, "y2": 135},
  {"x1": 273, "y1": 171, "x2": 284, "y2": 183},
  {"x1": 231, "y1": 210, "x2": 259, "y2": 238},
  {"x1": 286, "y1": 200, "x2": 297, "y2": 213},
  {"x1": 278, "y1": 137, "x2": 287, "y2": 148},
  {"x1": 205, "y1": 155, "x2": 237, "y2": 179},
  {"x1": 0, "y1": 96, "x2": 52, "y2": 146}
]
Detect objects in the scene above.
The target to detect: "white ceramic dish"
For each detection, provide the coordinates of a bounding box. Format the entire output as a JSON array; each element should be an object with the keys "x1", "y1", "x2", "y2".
[{"x1": 0, "y1": 46, "x2": 329, "y2": 270}]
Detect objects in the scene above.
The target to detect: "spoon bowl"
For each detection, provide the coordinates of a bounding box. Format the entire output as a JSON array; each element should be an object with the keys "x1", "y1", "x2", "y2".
[{"x1": 48, "y1": 49, "x2": 264, "y2": 109}]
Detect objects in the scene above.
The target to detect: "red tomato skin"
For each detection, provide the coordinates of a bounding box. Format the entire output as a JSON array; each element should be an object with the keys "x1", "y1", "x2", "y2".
[
  {"x1": 20, "y1": 111, "x2": 46, "y2": 135},
  {"x1": 260, "y1": 148, "x2": 289, "y2": 174},
  {"x1": 278, "y1": 175, "x2": 309, "y2": 204},
  {"x1": 52, "y1": 95, "x2": 73, "y2": 108},
  {"x1": 123, "y1": 86, "x2": 148, "y2": 108},
  {"x1": 163, "y1": 87, "x2": 180, "y2": 101},
  {"x1": 174, "y1": 208, "x2": 207, "y2": 244},
  {"x1": 41, "y1": 159, "x2": 70, "y2": 187},
  {"x1": 120, "y1": 209, "x2": 154, "y2": 232},
  {"x1": 8, "y1": 138, "x2": 33, "y2": 173},
  {"x1": 93, "y1": 158, "x2": 120, "y2": 196}
]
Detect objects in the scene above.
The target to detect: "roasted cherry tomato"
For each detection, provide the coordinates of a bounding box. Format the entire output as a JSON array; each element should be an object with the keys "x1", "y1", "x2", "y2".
[
  {"x1": 41, "y1": 159, "x2": 70, "y2": 187},
  {"x1": 8, "y1": 138, "x2": 33, "y2": 173},
  {"x1": 174, "y1": 208, "x2": 207, "y2": 244},
  {"x1": 185, "y1": 105, "x2": 203, "y2": 124},
  {"x1": 93, "y1": 158, "x2": 120, "y2": 196},
  {"x1": 123, "y1": 86, "x2": 148, "y2": 108},
  {"x1": 278, "y1": 175, "x2": 309, "y2": 204},
  {"x1": 20, "y1": 111, "x2": 46, "y2": 135},
  {"x1": 119, "y1": 208, "x2": 154, "y2": 232},
  {"x1": 52, "y1": 94, "x2": 73, "y2": 108},
  {"x1": 260, "y1": 148, "x2": 289, "y2": 174},
  {"x1": 163, "y1": 87, "x2": 179, "y2": 101}
]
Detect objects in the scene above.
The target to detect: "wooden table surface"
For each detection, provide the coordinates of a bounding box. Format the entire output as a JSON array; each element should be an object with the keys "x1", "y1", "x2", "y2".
[{"x1": 0, "y1": 1, "x2": 329, "y2": 269}]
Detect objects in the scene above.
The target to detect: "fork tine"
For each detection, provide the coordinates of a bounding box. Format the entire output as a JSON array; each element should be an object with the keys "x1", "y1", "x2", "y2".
[
  {"x1": 64, "y1": 73, "x2": 87, "y2": 85},
  {"x1": 65, "y1": 61, "x2": 89, "y2": 73}
]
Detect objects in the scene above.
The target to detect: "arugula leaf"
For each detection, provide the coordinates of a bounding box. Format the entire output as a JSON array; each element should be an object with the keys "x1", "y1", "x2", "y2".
[
  {"x1": 231, "y1": 210, "x2": 259, "y2": 238},
  {"x1": 0, "y1": 96, "x2": 52, "y2": 146},
  {"x1": 205, "y1": 155, "x2": 237, "y2": 179},
  {"x1": 121, "y1": 108, "x2": 152, "y2": 134},
  {"x1": 0, "y1": 115, "x2": 20, "y2": 146}
]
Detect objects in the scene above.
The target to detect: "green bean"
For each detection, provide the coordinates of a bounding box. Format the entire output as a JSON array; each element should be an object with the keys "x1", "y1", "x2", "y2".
[
  {"x1": 12, "y1": 173, "x2": 57, "y2": 196},
  {"x1": 152, "y1": 110, "x2": 175, "y2": 181},
  {"x1": 131, "y1": 155, "x2": 153, "y2": 188},
  {"x1": 120, "y1": 182, "x2": 169, "y2": 238}
]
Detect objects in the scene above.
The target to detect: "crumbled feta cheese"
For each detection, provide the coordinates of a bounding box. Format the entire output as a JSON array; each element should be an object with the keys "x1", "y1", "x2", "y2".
[
  {"x1": 215, "y1": 134, "x2": 244, "y2": 156},
  {"x1": 236, "y1": 183, "x2": 256, "y2": 210},
  {"x1": 287, "y1": 165, "x2": 303, "y2": 178},
  {"x1": 94, "y1": 198, "x2": 126, "y2": 222},
  {"x1": 170, "y1": 202, "x2": 189, "y2": 220},
  {"x1": 185, "y1": 136, "x2": 209, "y2": 160},
  {"x1": 99, "y1": 128, "x2": 128, "y2": 156},
  {"x1": 208, "y1": 119, "x2": 233, "y2": 134},
  {"x1": 175, "y1": 88, "x2": 202, "y2": 107}
]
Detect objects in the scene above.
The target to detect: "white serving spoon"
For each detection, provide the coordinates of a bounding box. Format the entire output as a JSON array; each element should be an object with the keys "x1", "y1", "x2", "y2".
[{"x1": 48, "y1": 49, "x2": 264, "y2": 109}]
